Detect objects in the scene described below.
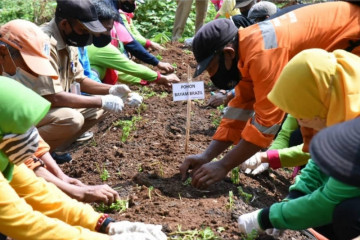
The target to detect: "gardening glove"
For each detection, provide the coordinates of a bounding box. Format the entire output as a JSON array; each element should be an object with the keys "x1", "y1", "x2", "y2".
[
  {"x1": 238, "y1": 209, "x2": 262, "y2": 234},
  {"x1": 109, "y1": 221, "x2": 167, "y2": 240},
  {"x1": 101, "y1": 95, "x2": 124, "y2": 114},
  {"x1": 241, "y1": 152, "x2": 269, "y2": 175},
  {"x1": 265, "y1": 228, "x2": 284, "y2": 238},
  {"x1": 109, "y1": 84, "x2": 132, "y2": 100},
  {"x1": 110, "y1": 232, "x2": 159, "y2": 240},
  {"x1": 126, "y1": 92, "x2": 143, "y2": 107}
]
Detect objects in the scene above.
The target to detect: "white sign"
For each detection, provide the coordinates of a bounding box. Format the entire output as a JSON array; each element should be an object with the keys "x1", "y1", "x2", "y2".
[{"x1": 172, "y1": 81, "x2": 205, "y2": 101}]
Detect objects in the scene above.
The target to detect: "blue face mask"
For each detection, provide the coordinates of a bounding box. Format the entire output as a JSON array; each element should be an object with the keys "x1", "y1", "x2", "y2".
[{"x1": 0, "y1": 127, "x2": 39, "y2": 165}]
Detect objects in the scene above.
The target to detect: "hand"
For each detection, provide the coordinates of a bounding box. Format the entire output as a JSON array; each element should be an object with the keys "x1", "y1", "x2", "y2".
[
  {"x1": 126, "y1": 92, "x2": 143, "y2": 107},
  {"x1": 157, "y1": 62, "x2": 174, "y2": 73},
  {"x1": 101, "y1": 95, "x2": 124, "y2": 114},
  {"x1": 265, "y1": 228, "x2": 284, "y2": 238},
  {"x1": 60, "y1": 175, "x2": 85, "y2": 187},
  {"x1": 150, "y1": 41, "x2": 165, "y2": 51},
  {"x1": 238, "y1": 209, "x2": 262, "y2": 234},
  {"x1": 108, "y1": 221, "x2": 167, "y2": 240},
  {"x1": 179, "y1": 153, "x2": 210, "y2": 181},
  {"x1": 157, "y1": 73, "x2": 180, "y2": 87},
  {"x1": 81, "y1": 184, "x2": 120, "y2": 205},
  {"x1": 191, "y1": 161, "x2": 228, "y2": 189},
  {"x1": 109, "y1": 84, "x2": 132, "y2": 99},
  {"x1": 208, "y1": 92, "x2": 227, "y2": 107},
  {"x1": 241, "y1": 152, "x2": 269, "y2": 175}
]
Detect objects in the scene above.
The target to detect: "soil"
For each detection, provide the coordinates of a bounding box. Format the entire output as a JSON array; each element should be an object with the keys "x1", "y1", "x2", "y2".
[{"x1": 63, "y1": 42, "x2": 309, "y2": 240}]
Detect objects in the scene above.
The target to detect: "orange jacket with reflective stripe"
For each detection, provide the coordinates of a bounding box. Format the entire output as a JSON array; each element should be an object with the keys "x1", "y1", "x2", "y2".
[{"x1": 213, "y1": 2, "x2": 360, "y2": 148}]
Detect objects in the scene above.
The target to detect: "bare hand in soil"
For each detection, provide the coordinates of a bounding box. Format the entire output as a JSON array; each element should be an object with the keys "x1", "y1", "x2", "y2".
[
  {"x1": 180, "y1": 153, "x2": 209, "y2": 181},
  {"x1": 157, "y1": 61, "x2": 174, "y2": 73},
  {"x1": 158, "y1": 73, "x2": 180, "y2": 87},
  {"x1": 191, "y1": 161, "x2": 228, "y2": 189},
  {"x1": 82, "y1": 184, "x2": 120, "y2": 205}
]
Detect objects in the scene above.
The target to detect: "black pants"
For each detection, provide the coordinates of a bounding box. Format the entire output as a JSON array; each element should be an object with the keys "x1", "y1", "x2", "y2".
[{"x1": 315, "y1": 197, "x2": 360, "y2": 240}]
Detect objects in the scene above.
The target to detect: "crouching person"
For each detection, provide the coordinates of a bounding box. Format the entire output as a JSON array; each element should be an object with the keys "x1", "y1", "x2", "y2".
[{"x1": 0, "y1": 77, "x2": 166, "y2": 240}]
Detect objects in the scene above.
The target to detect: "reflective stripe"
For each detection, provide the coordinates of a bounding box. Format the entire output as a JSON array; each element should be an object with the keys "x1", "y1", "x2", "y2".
[
  {"x1": 223, "y1": 107, "x2": 254, "y2": 121},
  {"x1": 251, "y1": 116, "x2": 281, "y2": 135},
  {"x1": 258, "y1": 21, "x2": 278, "y2": 49}
]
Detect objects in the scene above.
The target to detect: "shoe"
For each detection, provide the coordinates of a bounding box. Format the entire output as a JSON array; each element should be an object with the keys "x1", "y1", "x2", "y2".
[
  {"x1": 76, "y1": 131, "x2": 94, "y2": 142},
  {"x1": 51, "y1": 152, "x2": 72, "y2": 164}
]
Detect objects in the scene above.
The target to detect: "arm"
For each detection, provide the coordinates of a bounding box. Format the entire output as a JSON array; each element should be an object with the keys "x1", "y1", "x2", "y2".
[
  {"x1": 42, "y1": 91, "x2": 102, "y2": 108},
  {"x1": 269, "y1": 114, "x2": 299, "y2": 150},
  {"x1": 1, "y1": 164, "x2": 109, "y2": 240}
]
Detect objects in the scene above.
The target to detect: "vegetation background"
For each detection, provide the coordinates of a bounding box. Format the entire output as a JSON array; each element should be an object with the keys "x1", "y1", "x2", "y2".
[{"x1": 0, "y1": 0, "x2": 328, "y2": 43}]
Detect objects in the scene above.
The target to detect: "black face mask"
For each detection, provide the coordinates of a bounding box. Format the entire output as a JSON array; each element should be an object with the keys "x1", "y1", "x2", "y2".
[
  {"x1": 64, "y1": 23, "x2": 91, "y2": 47},
  {"x1": 93, "y1": 34, "x2": 112, "y2": 48},
  {"x1": 119, "y1": 1, "x2": 136, "y2": 13},
  {"x1": 210, "y1": 52, "x2": 241, "y2": 90}
]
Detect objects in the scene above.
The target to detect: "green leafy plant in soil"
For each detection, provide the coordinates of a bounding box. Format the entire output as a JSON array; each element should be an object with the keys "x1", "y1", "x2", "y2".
[
  {"x1": 95, "y1": 199, "x2": 129, "y2": 213},
  {"x1": 237, "y1": 186, "x2": 253, "y2": 204},
  {"x1": 113, "y1": 116, "x2": 142, "y2": 142},
  {"x1": 210, "y1": 105, "x2": 224, "y2": 128},
  {"x1": 169, "y1": 225, "x2": 222, "y2": 240},
  {"x1": 96, "y1": 163, "x2": 110, "y2": 181}
]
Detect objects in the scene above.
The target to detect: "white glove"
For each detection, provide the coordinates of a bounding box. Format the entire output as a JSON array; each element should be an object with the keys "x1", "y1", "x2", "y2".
[
  {"x1": 241, "y1": 152, "x2": 269, "y2": 175},
  {"x1": 265, "y1": 228, "x2": 284, "y2": 238},
  {"x1": 109, "y1": 221, "x2": 167, "y2": 240},
  {"x1": 109, "y1": 84, "x2": 131, "y2": 99},
  {"x1": 126, "y1": 92, "x2": 143, "y2": 107},
  {"x1": 238, "y1": 209, "x2": 262, "y2": 234},
  {"x1": 101, "y1": 95, "x2": 124, "y2": 114},
  {"x1": 110, "y1": 232, "x2": 159, "y2": 240}
]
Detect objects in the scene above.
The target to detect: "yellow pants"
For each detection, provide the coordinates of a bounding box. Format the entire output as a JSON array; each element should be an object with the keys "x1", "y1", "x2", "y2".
[{"x1": 0, "y1": 164, "x2": 109, "y2": 240}]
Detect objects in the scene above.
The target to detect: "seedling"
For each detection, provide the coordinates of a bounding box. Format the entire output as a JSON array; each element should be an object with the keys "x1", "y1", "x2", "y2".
[
  {"x1": 171, "y1": 63, "x2": 178, "y2": 68},
  {"x1": 159, "y1": 92, "x2": 168, "y2": 99},
  {"x1": 237, "y1": 186, "x2": 253, "y2": 204},
  {"x1": 136, "y1": 102, "x2": 148, "y2": 114},
  {"x1": 138, "y1": 165, "x2": 143, "y2": 172},
  {"x1": 148, "y1": 186, "x2": 154, "y2": 200},
  {"x1": 155, "y1": 54, "x2": 163, "y2": 60},
  {"x1": 89, "y1": 138, "x2": 97, "y2": 147},
  {"x1": 182, "y1": 177, "x2": 192, "y2": 186},
  {"x1": 140, "y1": 86, "x2": 157, "y2": 99},
  {"x1": 244, "y1": 229, "x2": 259, "y2": 240},
  {"x1": 113, "y1": 116, "x2": 142, "y2": 142},
  {"x1": 231, "y1": 167, "x2": 240, "y2": 184},
  {"x1": 183, "y1": 49, "x2": 192, "y2": 55},
  {"x1": 96, "y1": 163, "x2": 109, "y2": 181},
  {"x1": 169, "y1": 225, "x2": 221, "y2": 240},
  {"x1": 225, "y1": 191, "x2": 234, "y2": 211},
  {"x1": 95, "y1": 199, "x2": 129, "y2": 213}
]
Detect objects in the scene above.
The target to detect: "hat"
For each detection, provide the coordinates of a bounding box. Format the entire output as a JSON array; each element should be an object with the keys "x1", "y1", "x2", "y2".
[
  {"x1": 248, "y1": 1, "x2": 278, "y2": 21},
  {"x1": 56, "y1": 0, "x2": 106, "y2": 33},
  {"x1": 310, "y1": 117, "x2": 360, "y2": 187},
  {"x1": 192, "y1": 19, "x2": 238, "y2": 77},
  {"x1": 0, "y1": 19, "x2": 58, "y2": 79},
  {"x1": 234, "y1": 0, "x2": 254, "y2": 9}
]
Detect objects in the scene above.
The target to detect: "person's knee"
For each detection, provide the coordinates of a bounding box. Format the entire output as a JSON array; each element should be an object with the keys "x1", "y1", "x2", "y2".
[
  {"x1": 333, "y1": 197, "x2": 360, "y2": 239},
  {"x1": 62, "y1": 109, "x2": 85, "y2": 134}
]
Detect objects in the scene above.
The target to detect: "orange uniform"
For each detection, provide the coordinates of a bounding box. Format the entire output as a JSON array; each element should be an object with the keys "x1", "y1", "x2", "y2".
[{"x1": 214, "y1": 2, "x2": 360, "y2": 148}]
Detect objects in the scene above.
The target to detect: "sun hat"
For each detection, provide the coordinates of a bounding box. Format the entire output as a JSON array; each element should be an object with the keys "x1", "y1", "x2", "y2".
[
  {"x1": 0, "y1": 19, "x2": 58, "y2": 79},
  {"x1": 234, "y1": 0, "x2": 254, "y2": 9},
  {"x1": 310, "y1": 117, "x2": 360, "y2": 187},
  {"x1": 192, "y1": 19, "x2": 238, "y2": 78},
  {"x1": 248, "y1": 1, "x2": 278, "y2": 21},
  {"x1": 55, "y1": 0, "x2": 106, "y2": 33}
]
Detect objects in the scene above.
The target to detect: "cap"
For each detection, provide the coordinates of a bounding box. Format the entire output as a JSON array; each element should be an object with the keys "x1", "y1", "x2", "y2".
[
  {"x1": 248, "y1": 1, "x2": 278, "y2": 21},
  {"x1": 0, "y1": 19, "x2": 58, "y2": 79},
  {"x1": 56, "y1": 0, "x2": 106, "y2": 33},
  {"x1": 310, "y1": 117, "x2": 360, "y2": 187},
  {"x1": 234, "y1": 0, "x2": 254, "y2": 9},
  {"x1": 192, "y1": 19, "x2": 238, "y2": 78}
]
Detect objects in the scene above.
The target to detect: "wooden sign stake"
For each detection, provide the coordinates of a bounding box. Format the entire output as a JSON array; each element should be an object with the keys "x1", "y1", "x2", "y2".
[{"x1": 185, "y1": 65, "x2": 192, "y2": 153}]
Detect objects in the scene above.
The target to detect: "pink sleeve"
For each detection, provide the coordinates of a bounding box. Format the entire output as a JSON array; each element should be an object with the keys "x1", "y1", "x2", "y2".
[{"x1": 111, "y1": 21, "x2": 133, "y2": 46}]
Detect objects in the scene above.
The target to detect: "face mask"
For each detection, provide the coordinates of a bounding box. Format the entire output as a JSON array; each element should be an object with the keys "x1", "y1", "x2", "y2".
[
  {"x1": 64, "y1": 23, "x2": 91, "y2": 47},
  {"x1": 3, "y1": 67, "x2": 38, "y2": 88},
  {"x1": 119, "y1": 1, "x2": 136, "y2": 13},
  {"x1": 0, "y1": 127, "x2": 39, "y2": 165},
  {"x1": 93, "y1": 34, "x2": 112, "y2": 48},
  {"x1": 210, "y1": 52, "x2": 241, "y2": 90}
]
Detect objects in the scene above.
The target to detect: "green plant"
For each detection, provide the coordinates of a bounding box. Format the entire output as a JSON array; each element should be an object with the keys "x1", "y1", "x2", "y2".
[
  {"x1": 138, "y1": 165, "x2": 143, "y2": 172},
  {"x1": 171, "y1": 63, "x2": 178, "y2": 68},
  {"x1": 225, "y1": 191, "x2": 234, "y2": 211},
  {"x1": 113, "y1": 116, "x2": 142, "y2": 142},
  {"x1": 237, "y1": 186, "x2": 253, "y2": 204},
  {"x1": 159, "y1": 92, "x2": 168, "y2": 99},
  {"x1": 140, "y1": 86, "x2": 157, "y2": 99},
  {"x1": 183, "y1": 49, "x2": 192, "y2": 55},
  {"x1": 182, "y1": 177, "x2": 192, "y2": 186},
  {"x1": 96, "y1": 163, "x2": 110, "y2": 181},
  {"x1": 244, "y1": 229, "x2": 259, "y2": 240},
  {"x1": 231, "y1": 167, "x2": 240, "y2": 185},
  {"x1": 148, "y1": 186, "x2": 154, "y2": 200},
  {"x1": 155, "y1": 54, "x2": 163, "y2": 60},
  {"x1": 152, "y1": 32, "x2": 171, "y2": 44},
  {"x1": 95, "y1": 199, "x2": 129, "y2": 213},
  {"x1": 210, "y1": 105, "x2": 224, "y2": 128},
  {"x1": 169, "y1": 225, "x2": 221, "y2": 240}
]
